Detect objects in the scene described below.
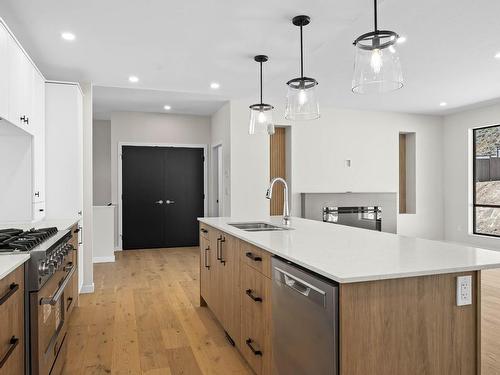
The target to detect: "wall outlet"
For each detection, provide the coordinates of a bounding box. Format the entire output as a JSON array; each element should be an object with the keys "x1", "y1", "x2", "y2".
[{"x1": 456, "y1": 275, "x2": 472, "y2": 306}]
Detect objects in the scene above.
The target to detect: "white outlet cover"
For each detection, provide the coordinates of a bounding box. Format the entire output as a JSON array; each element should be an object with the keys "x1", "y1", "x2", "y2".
[{"x1": 456, "y1": 275, "x2": 472, "y2": 306}]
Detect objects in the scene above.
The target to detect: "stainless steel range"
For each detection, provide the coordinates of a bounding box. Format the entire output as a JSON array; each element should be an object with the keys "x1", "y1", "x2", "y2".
[{"x1": 0, "y1": 227, "x2": 77, "y2": 375}]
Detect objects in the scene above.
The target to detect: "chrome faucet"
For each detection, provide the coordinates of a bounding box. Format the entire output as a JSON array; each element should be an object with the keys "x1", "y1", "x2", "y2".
[{"x1": 266, "y1": 177, "x2": 290, "y2": 225}]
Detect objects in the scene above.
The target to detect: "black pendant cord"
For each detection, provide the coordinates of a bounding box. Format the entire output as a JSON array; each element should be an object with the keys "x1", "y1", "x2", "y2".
[
  {"x1": 300, "y1": 25, "x2": 304, "y2": 78},
  {"x1": 373, "y1": 0, "x2": 378, "y2": 31},
  {"x1": 259, "y1": 61, "x2": 263, "y2": 105}
]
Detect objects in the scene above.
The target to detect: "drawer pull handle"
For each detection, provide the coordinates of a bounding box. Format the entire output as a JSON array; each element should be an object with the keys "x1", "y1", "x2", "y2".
[
  {"x1": 0, "y1": 283, "x2": 19, "y2": 306},
  {"x1": 200, "y1": 228, "x2": 208, "y2": 234},
  {"x1": 204, "y1": 247, "x2": 210, "y2": 269},
  {"x1": 245, "y1": 252, "x2": 262, "y2": 262},
  {"x1": 66, "y1": 297, "x2": 74, "y2": 312},
  {"x1": 0, "y1": 337, "x2": 19, "y2": 368},
  {"x1": 245, "y1": 338, "x2": 262, "y2": 356},
  {"x1": 245, "y1": 289, "x2": 262, "y2": 302}
]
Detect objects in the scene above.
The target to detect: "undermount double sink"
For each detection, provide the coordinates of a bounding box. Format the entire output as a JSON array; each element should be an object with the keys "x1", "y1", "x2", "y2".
[{"x1": 229, "y1": 222, "x2": 292, "y2": 232}]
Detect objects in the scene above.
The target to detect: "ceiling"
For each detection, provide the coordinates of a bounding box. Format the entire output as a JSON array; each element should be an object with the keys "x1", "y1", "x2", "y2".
[{"x1": 1, "y1": 0, "x2": 500, "y2": 116}]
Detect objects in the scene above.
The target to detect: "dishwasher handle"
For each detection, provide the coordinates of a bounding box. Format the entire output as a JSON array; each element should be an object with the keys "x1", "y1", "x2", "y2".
[{"x1": 274, "y1": 266, "x2": 327, "y2": 307}]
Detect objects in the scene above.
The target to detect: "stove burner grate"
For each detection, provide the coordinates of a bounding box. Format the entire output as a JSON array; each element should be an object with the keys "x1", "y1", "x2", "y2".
[{"x1": 0, "y1": 227, "x2": 59, "y2": 252}]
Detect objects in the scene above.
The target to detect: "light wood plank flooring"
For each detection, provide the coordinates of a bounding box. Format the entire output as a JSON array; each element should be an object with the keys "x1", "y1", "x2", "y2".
[
  {"x1": 62, "y1": 247, "x2": 252, "y2": 375},
  {"x1": 482, "y1": 268, "x2": 500, "y2": 375}
]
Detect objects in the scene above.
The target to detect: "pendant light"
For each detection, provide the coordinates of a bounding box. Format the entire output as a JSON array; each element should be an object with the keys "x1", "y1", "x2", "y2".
[
  {"x1": 285, "y1": 15, "x2": 320, "y2": 121},
  {"x1": 249, "y1": 55, "x2": 275, "y2": 135},
  {"x1": 352, "y1": 0, "x2": 403, "y2": 94}
]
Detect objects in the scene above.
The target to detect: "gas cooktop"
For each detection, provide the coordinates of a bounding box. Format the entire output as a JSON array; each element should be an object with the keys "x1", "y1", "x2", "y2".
[{"x1": 0, "y1": 227, "x2": 59, "y2": 252}]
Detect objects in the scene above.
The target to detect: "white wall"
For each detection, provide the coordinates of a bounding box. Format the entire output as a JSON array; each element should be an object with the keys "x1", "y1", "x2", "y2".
[
  {"x1": 225, "y1": 99, "x2": 445, "y2": 240},
  {"x1": 92, "y1": 120, "x2": 111, "y2": 205},
  {"x1": 110, "y1": 111, "x2": 211, "y2": 247},
  {"x1": 210, "y1": 103, "x2": 231, "y2": 216},
  {"x1": 443, "y1": 103, "x2": 500, "y2": 250}
]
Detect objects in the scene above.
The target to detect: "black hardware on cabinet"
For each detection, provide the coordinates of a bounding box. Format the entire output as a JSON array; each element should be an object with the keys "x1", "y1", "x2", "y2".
[
  {"x1": 39, "y1": 209, "x2": 44, "y2": 212},
  {"x1": 200, "y1": 228, "x2": 208, "y2": 234},
  {"x1": 73, "y1": 227, "x2": 80, "y2": 234},
  {"x1": 0, "y1": 283, "x2": 19, "y2": 306},
  {"x1": 0, "y1": 336, "x2": 19, "y2": 368},
  {"x1": 245, "y1": 252, "x2": 262, "y2": 262},
  {"x1": 216, "y1": 236, "x2": 222, "y2": 261},
  {"x1": 25, "y1": 117, "x2": 29, "y2": 124},
  {"x1": 246, "y1": 289, "x2": 262, "y2": 302},
  {"x1": 34, "y1": 191, "x2": 40, "y2": 197},
  {"x1": 20, "y1": 115, "x2": 27, "y2": 124},
  {"x1": 66, "y1": 297, "x2": 74, "y2": 312},
  {"x1": 245, "y1": 338, "x2": 262, "y2": 356},
  {"x1": 219, "y1": 236, "x2": 226, "y2": 265},
  {"x1": 204, "y1": 247, "x2": 210, "y2": 269}
]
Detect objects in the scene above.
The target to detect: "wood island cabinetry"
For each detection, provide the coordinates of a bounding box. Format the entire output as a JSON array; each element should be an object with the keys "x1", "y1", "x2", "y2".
[{"x1": 200, "y1": 222, "x2": 483, "y2": 375}]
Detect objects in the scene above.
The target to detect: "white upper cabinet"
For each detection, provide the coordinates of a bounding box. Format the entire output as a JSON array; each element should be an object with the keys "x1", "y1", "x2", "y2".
[
  {"x1": 0, "y1": 23, "x2": 9, "y2": 120},
  {"x1": 45, "y1": 82, "x2": 83, "y2": 220}
]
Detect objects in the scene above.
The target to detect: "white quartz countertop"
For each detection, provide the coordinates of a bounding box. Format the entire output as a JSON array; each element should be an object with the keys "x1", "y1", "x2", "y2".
[
  {"x1": 198, "y1": 216, "x2": 500, "y2": 283},
  {"x1": 0, "y1": 254, "x2": 30, "y2": 280},
  {"x1": 0, "y1": 217, "x2": 80, "y2": 231}
]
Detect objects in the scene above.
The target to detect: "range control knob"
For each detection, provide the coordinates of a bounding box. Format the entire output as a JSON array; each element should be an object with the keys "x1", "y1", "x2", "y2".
[{"x1": 38, "y1": 262, "x2": 49, "y2": 275}]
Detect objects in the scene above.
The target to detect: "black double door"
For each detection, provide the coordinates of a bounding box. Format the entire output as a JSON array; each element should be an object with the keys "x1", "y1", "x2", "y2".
[{"x1": 122, "y1": 146, "x2": 204, "y2": 250}]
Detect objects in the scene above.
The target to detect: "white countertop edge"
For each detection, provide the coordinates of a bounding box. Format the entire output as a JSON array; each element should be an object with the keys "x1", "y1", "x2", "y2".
[
  {"x1": 199, "y1": 217, "x2": 500, "y2": 284},
  {"x1": 0, "y1": 254, "x2": 30, "y2": 280}
]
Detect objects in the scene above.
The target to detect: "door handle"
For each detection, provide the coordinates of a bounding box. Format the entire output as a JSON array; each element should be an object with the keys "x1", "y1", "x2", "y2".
[
  {"x1": 165, "y1": 200, "x2": 175, "y2": 204},
  {"x1": 155, "y1": 200, "x2": 164, "y2": 205}
]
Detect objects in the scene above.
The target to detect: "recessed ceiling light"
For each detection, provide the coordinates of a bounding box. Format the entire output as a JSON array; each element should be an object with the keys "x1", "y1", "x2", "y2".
[
  {"x1": 210, "y1": 82, "x2": 220, "y2": 90},
  {"x1": 397, "y1": 36, "x2": 406, "y2": 44},
  {"x1": 440, "y1": 102, "x2": 447, "y2": 107},
  {"x1": 128, "y1": 76, "x2": 139, "y2": 83},
  {"x1": 495, "y1": 52, "x2": 500, "y2": 59},
  {"x1": 61, "y1": 32, "x2": 76, "y2": 41},
  {"x1": 163, "y1": 105, "x2": 171, "y2": 111}
]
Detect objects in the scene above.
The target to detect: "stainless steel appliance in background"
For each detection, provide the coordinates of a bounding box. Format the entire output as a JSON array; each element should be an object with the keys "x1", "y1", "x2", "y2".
[
  {"x1": 0, "y1": 227, "x2": 77, "y2": 375},
  {"x1": 272, "y1": 256, "x2": 339, "y2": 375},
  {"x1": 323, "y1": 206, "x2": 382, "y2": 231}
]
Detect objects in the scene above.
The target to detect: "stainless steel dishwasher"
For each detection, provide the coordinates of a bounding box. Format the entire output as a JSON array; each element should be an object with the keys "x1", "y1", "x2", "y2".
[{"x1": 272, "y1": 256, "x2": 339, "y2": 375}]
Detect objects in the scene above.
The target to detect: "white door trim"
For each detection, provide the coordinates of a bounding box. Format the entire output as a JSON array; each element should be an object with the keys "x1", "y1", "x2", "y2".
[{"x1": 117, "y1": 141, "x2": 208, "y2": 250}]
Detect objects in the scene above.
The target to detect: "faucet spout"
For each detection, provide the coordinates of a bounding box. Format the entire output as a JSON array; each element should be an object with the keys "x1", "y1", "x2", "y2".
[{"x1": 266, "y1": 177, "x2": 290, "y2": 225}]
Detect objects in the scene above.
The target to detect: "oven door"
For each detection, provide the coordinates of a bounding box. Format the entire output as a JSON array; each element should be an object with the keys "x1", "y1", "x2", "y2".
[{"x1": 30, "y1": 264, "x2": 75, "y2": 375}]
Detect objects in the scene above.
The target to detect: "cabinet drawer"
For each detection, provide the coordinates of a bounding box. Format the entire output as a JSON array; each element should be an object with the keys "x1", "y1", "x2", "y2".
[
  {"x1": 199, "y1": 223, "x2": 210, "y2": 240},
  {"x1": 0, "y1": 264, "x2": 24, "y2": 374},
  {"x1": 240, "y1": 264, "x2": 271, "y2": 375},
  {"x1": 240, "y1": 241, "x2": 271, "y2": 278}
]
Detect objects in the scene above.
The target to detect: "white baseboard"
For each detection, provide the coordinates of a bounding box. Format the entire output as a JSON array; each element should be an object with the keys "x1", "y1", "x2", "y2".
[
  {"x1": 80, "y1": 283, "x2": 95, "y2": 294},
  {"x1": 114, "y1": 246, "x2": 122, "y2": 252},
  {"x1": 93, "y1": 255, "x2": 115, "y2": 263}
]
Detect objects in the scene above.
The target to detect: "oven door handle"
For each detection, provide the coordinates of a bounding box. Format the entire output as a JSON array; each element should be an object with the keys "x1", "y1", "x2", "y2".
[{"x1": 40, "y1": 265, "x2": 76, "y2": 306}]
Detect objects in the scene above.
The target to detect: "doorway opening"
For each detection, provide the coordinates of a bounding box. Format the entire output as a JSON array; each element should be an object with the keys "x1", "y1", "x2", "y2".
[
  {"x1": 118, "y1": 143, "x2": 207, "y2": 250},
  {"x1": 212, "y1": 144, "x2": 223, "y2": 216},
  {"x1": 270, "y1": 127, "x2": 291, "y2": 215}
]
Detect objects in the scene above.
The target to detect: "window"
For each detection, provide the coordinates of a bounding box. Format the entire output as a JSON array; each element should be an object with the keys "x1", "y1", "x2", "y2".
[{"x1": 473, "y1": 125, "x2": 500, "y2": 237}]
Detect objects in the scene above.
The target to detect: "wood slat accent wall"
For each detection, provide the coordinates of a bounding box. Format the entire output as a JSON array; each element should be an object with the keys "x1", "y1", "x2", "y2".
[
  {"x1": 270, "y1": 128, "x2": 286, "y2": 215},
  {"x1": 399, "y1": 133, "x2": 407, "y2": 213},
  {"x1": 339, "y1": 271, "x2": 479, "y2": 375}
]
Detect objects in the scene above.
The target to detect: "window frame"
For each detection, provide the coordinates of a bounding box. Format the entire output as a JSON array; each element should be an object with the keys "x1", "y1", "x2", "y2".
[{"x1": 472, "y1": 124, "x2": 500, "y2": 238}]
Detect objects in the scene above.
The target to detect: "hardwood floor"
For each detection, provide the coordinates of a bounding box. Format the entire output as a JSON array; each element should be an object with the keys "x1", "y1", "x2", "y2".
[
  {"x1": 482, "y1": 268, "x2": 500, "y2": 375},
  {"x1": 62, "y1": 247, "x2": 252, "y2": 375}
]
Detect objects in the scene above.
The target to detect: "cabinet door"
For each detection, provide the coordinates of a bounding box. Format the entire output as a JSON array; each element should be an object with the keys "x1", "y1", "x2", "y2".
[
  {"x1": 200, "y1": 236, "x2": 211, "y2": 306},
  {"x1": 220, "y1": 234, "x2": 241, "y2": 345},
  {"x1": 32, "y1": 71, "x2": 45, "y2": 204},
  {"x1": 0, "y1": 23, "x2": 9, "y2": 119},
  {"x1": 7, "y1": 37, "x2": 33, "y2": 133}
]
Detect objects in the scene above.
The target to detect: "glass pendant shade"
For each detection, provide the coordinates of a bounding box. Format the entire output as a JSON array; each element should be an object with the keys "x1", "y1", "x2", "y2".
[
  {"x1": 249, "y1": 104, "x2": 275, "y2": 135},
  {"x1": 285, "y1": 78, "x2": 320, "y2": 121},
  {"x1": 352, "y1": 39, "x2": 403, "y2": 94}
]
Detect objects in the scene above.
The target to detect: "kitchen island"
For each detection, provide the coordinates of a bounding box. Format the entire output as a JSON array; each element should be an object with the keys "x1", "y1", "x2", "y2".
[{"x1": 198, "y1": 216, "x2": 500, "y2": 375}]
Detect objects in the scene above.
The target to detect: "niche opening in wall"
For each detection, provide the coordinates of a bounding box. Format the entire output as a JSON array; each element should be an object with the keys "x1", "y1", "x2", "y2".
[{"x1": 399, "y1": 132, "x2": 416, "y2": 214}]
